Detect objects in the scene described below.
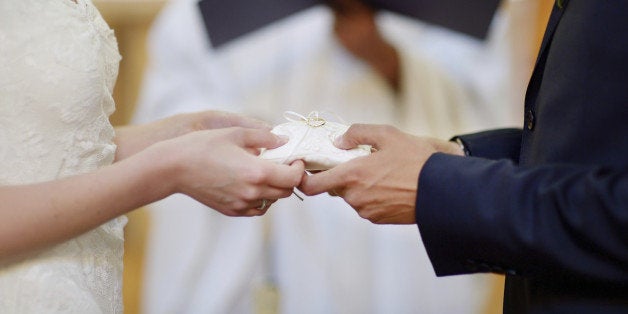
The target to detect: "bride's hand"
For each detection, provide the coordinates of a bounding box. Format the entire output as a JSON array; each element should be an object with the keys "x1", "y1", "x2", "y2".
[
  {"x1": 114, "y1": 110, "x2": 271, "y2": 161},
  {"x1": 147, "y1": 127, "x2": 304, "y2": 216}
]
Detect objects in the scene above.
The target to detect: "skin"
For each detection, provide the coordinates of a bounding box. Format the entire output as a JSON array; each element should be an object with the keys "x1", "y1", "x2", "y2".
[
  {"x1": 0, "y1": 111, "x2": 304, "y2": 259},
  {"x1": 299, "y1": 124, "x2": 463, "y2": 224},
  {"x1": 328, "y1": 0, "x2": 401, "y2": 91}
]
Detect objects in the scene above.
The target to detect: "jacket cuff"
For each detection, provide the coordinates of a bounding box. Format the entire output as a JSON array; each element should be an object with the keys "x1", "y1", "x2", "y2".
[
  {"x1": 452, "y1": 128, "x2": 522, "y2": 161},
  {"x1": 415, "y1": 153, "x2": 519, "y2": 277}
]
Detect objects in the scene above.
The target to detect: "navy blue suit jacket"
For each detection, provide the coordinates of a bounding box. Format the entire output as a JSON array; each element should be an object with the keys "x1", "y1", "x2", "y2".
[{"x1": 416, "y1": 1, "x2": 628, "y2": 313}]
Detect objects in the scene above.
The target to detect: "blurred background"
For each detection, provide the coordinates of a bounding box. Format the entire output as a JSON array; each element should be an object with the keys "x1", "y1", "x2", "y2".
[{"x1": 95, "y1": 0, "x2": 555, "y2": 313}]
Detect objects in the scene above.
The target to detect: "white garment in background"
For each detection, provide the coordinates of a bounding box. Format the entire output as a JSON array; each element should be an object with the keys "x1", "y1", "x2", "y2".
[
  {"x1": 135, "y1": 1, "x2": 531, "y2": 313},
  {"x1": 0, "y1": 0, "x2": 126, "y2": 313}
]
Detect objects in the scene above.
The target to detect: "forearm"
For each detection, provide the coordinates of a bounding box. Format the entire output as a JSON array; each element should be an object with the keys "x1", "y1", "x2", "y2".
[
  {"x1": 0, "y1": 148, "x2": 174, "y2": 258},
  {"x1": 114, "y1": 111, "x2": 271, "y2": 161},
  {"x1": 114, "y1": 117, "x2": 190, "y2": 161},
  {"x1": 417, "y1": 153, "x2": 628, "y2": 283}
]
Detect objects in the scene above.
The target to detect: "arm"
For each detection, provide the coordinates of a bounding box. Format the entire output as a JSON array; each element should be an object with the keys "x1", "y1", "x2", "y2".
[
  {"x1": 114, "y1": 110, "x2": 271, "y2": 161},
  {"x1": 417, "y1": 153, "x2": 628, "y2": 284},
  {"x1": 300, "y1": 124, "x2": 628, "y2": 285},
  {"x1": 0, "y1": 128, "x2": 304, "y2": 259},
  {"x1": 300, "y1": 124, "x2": 463, "y2": 223},
  {"x1": 0, "y1": 146, "x2": 171, "y2": 260}
]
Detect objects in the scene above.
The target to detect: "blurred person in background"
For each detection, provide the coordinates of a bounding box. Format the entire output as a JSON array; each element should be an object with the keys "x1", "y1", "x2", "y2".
[
  {"x1": 134, "y1": 0, "x2": 537, "y2": 313},
  {"x1": 299, "y1": 1, "x2": 628, "y2": 313}
]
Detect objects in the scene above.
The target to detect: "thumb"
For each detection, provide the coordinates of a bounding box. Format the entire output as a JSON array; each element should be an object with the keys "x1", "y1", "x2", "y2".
[{"x1": 334, "y1": 124, "x2": 392, "y2": 150}]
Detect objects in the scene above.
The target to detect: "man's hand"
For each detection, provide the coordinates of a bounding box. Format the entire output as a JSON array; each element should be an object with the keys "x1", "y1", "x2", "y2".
[{"x1": 299, "y1": 124, "x2": 462, "y2": 224}]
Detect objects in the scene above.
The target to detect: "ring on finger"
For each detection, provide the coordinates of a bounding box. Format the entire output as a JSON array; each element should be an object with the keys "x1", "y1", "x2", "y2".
[{"x1": 257, "y1": 199, "x2": 269, "y2": 210}]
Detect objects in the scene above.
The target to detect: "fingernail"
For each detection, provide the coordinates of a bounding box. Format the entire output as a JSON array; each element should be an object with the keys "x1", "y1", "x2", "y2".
[{"x1": 277, "y1": 135, "x2": 290, "y2": 144}]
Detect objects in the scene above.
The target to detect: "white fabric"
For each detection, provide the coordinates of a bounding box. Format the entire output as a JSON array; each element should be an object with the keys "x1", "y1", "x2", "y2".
[
  {"x1": 135, "y1": 0, "x2": 532, "y2": 313},
  {"x1": 0, "y1": 0, "x2": 126, "y2": 313},
  {"x1": 260, "y1": 112, "x2": 371, "y2": 170}
]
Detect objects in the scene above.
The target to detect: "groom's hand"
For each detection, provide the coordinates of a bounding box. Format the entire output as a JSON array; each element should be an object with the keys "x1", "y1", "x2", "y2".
[{"x1": 299, "y1": 124, "x2": 461, "y2": 224}]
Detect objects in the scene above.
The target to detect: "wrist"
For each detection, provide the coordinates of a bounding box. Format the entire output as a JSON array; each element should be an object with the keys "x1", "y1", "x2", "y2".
[{"x1": 135, "y1": 142, "x2": 181, "y2": 200}]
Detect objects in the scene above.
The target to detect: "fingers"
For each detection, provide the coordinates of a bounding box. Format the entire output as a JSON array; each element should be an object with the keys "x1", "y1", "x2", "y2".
[
  {"x1": 223, "y1": 114, "x2": 272, "y2": 130},
  {"x1": 299, "y1": 165, "x2": 347, "y2": 196},
  {"x1": 231, "y1": 200, "x2": 274, "y2": 217},
  {"x1": 253, "y1": 198, "x2": 274, "y2": 211},
  {"x1": 235, "y1": 128, "x2": 288, "y2": 150},
  {"x1": 334, "y1": 124, "x2": 397, "y2": 150},
  {"x1": 231, "y1": 160, "x2": 303, "y2": 203},
  {"x1": 206, "y1": 111, "x2": 272, "y2": 130},
  {"x1": 244, "y1": 147, "x2": 262, "y2": 155},
  {"x1": 258, "y1": 185, "x2": 297, "y2": 201},
  {"x1": 263, "y1": 160, "x2": 305, "y2": 189},
  {"x1": 217, "y1": 186, "x2": 295, "y2": 217}
]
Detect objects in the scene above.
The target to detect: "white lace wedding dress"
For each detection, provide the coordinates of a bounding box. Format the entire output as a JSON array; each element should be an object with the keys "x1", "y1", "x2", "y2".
[{"x1": 0, "y1": 0, "x2": 127, "y2": 312}]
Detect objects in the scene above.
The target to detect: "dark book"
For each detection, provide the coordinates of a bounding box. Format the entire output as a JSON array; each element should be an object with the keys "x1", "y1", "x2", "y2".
[{"x1": 198, "y1": 0, "x2": 501, "y2": 47}]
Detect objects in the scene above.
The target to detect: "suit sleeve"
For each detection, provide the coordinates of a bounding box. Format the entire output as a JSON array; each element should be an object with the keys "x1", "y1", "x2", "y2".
[
  {"x1": 454, "y1": 128, "x2": 522, "y2": 162},
  {"x1": 415, "y1": 153, "x2": 628, "y2": 285}
]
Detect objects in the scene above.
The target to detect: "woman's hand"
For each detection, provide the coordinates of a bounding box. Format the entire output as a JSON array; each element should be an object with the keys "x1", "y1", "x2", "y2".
[
  {"x1": 114, "y1": 110, "x2": 271, "y2": 161},
  {"x1": 148, "y1": 127, "x2": 305, "y2": 216},
  {"x1": 0, "y1": 126, "x2": 299, "y2": 258}
]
